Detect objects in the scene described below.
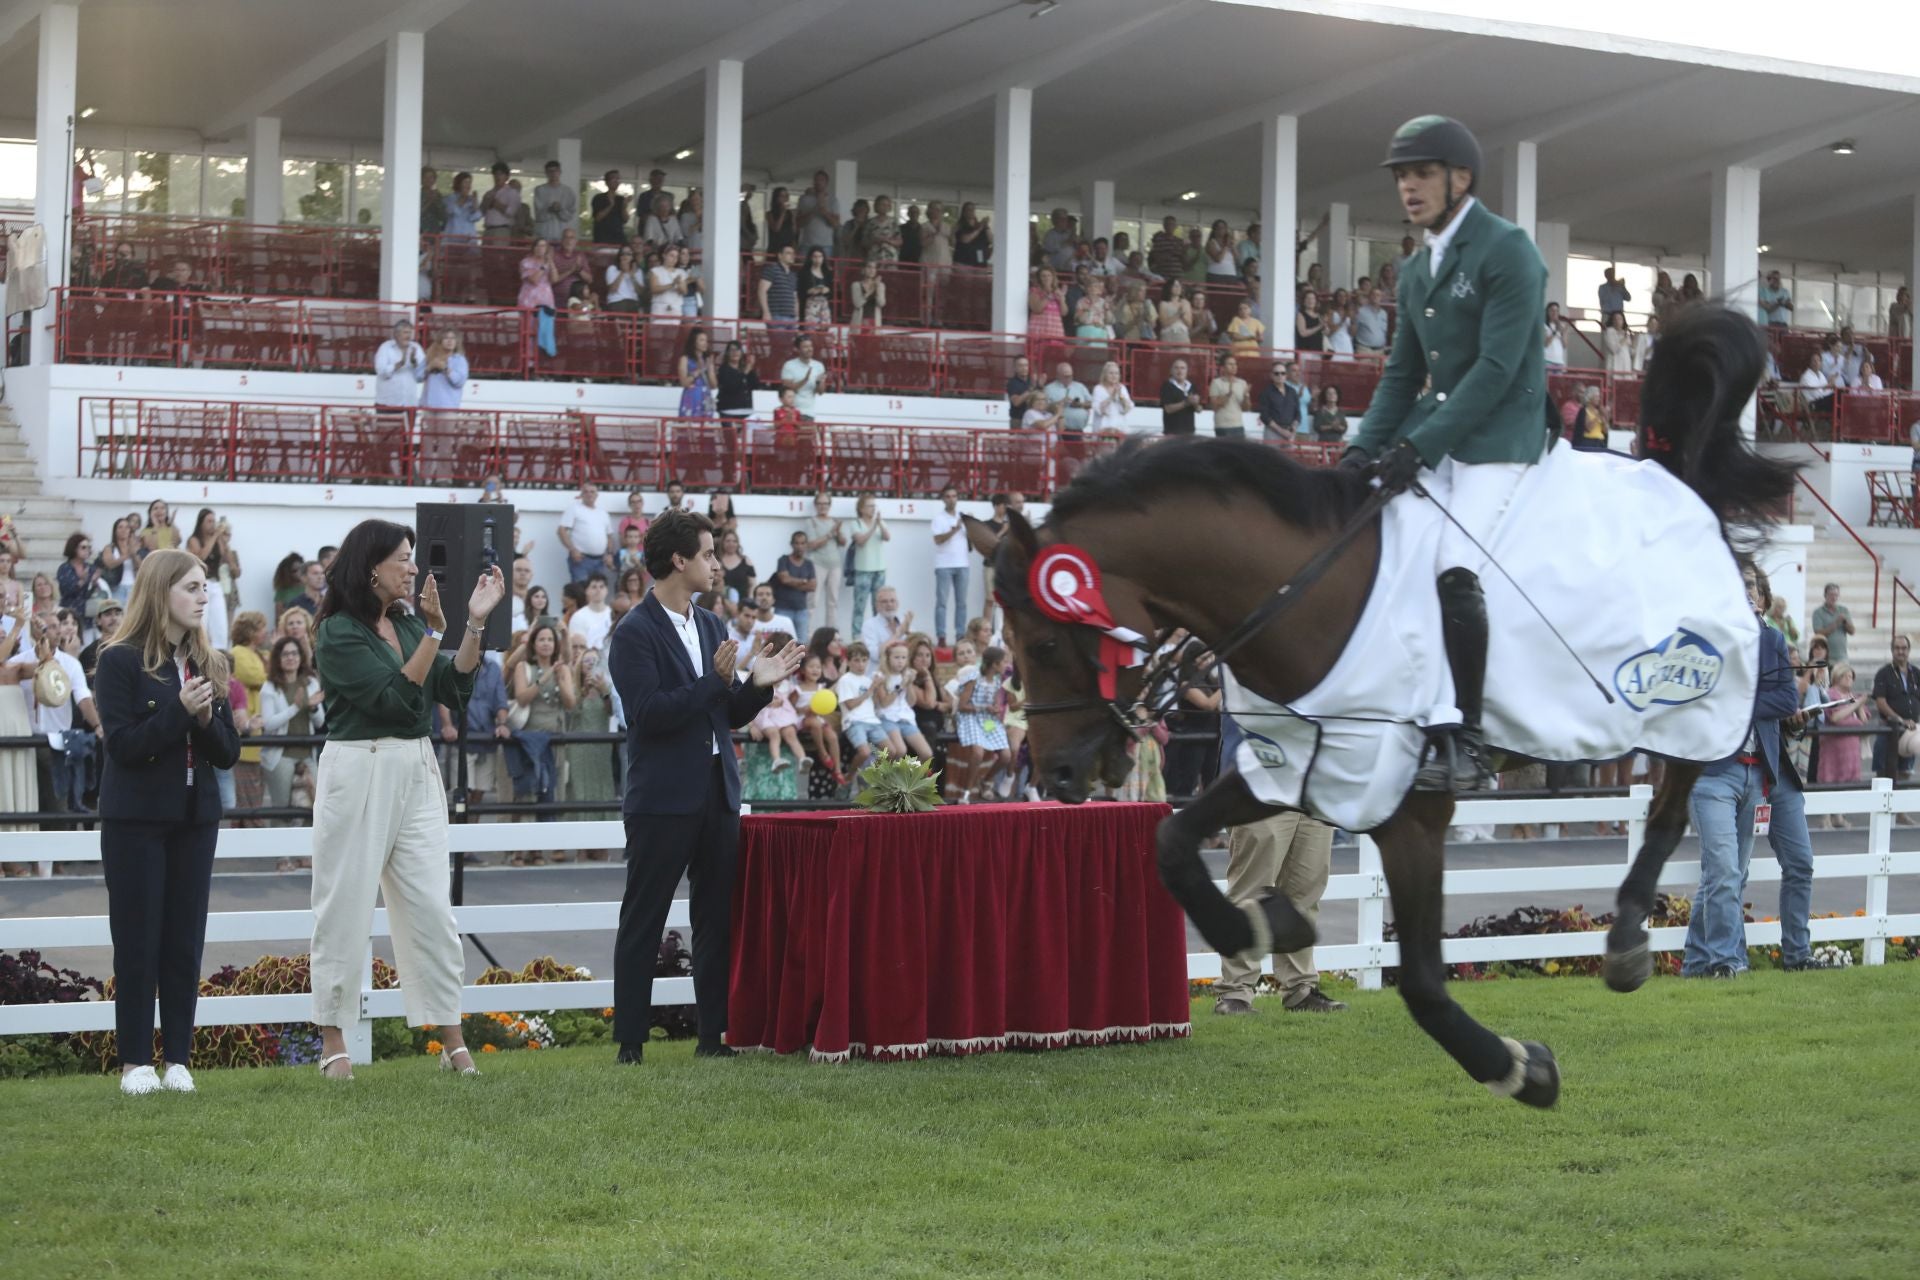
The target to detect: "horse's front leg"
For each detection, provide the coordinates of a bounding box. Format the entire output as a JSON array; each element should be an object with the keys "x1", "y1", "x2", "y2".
[
  {"x1": 1157, "y1": 770, "x2": 1316, "y2": 960},
  {"x1": 1603, "y1": 761, "x2": 1702, "y2": 992},
  {"x1": 1375, "y1": 792, "x2": 1560, "y2": 1108}
]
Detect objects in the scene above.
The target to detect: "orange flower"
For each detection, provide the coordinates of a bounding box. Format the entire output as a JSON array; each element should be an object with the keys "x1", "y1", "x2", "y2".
[
  {"x1": 480, "y1": 1043, "x2": 499, "y2": 1054},
  {"x1": 424, "y1": 1039, "x2": 444, "y2": 1055},
  {"x1": 601, "y1": 1008, "x2": 615, "y2": 1018},
  {"x1": 526, "y1": 1041, "x2": 542, "y2": 1050},
  {"x1": 422, "y1": 1024, "x2": 437, "y2": 1032}
]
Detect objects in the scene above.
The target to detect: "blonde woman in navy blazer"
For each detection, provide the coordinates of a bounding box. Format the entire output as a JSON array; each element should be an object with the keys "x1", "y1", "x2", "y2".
[{"x1": 94, "y1": 548, "x2": 240, "y2": 1096}]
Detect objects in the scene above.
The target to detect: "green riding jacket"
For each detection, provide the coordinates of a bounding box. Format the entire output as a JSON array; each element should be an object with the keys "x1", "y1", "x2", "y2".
[{"x1": 1352, "y1": 199, "x2": 1550, "y2": 467}]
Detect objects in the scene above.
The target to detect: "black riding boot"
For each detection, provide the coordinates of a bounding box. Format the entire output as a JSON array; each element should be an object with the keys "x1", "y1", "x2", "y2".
[{"x1": 1414, "y1": 568, "x2": 1495, "y2": 794}]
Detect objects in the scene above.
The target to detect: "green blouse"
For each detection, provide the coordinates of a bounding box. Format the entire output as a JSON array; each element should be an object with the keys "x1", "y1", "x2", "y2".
[{"x1": 315, "y1": 611, "x2": 474, "y2": 741}]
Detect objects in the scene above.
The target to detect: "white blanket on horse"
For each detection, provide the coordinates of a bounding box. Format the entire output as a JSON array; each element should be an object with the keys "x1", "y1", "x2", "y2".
[{"x1": 1224, "y1": 442, "x2": 1760, "y2": 832}]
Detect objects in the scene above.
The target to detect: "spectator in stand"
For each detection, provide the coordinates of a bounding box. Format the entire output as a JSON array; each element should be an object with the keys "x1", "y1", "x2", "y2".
[
  {"x1": 98, "y1": 242, "x2": 148, "y2": 291},
  {"x1": 715, "y1": 341, "x2": 758, "y2": 428},
  {"x1": 850, "y1": 260, "x2": 886, "y2": 327},
  {"x1": 186, "y1": 511, "x2": 239, "y2": 649},
  {"x1": 270, "y1": 553, "x2": 305, "y2": 619},
  {"x1": 1678, "y1": 273, "x2": 1704, "y2": 307},
  {"x1": 1312, "y1": 387, "x2": 1348, "y2": 444},
  {"x1": 860, "y1": 585, "x2": 912, "y2": 659},
  {"x1": 796, "y1": 170, "x2": 839, "y2": 258},
  {"x1": 781, "y1": 334, "x2": 828, "y2": 420},
  {"x1": 97, "y1": 518, "x2": 137, "y2": 606},
  {"x1": 834, "y1": 643, "x2": 886, "y2": 772},
  {"x1": 479, "y1": 162, "x2": 520, "y2": 239},
  {"x1": 863, "y1": 195, "x2": 902, "y2": 263},
  {"x1": 1855, "y1": 355, "x2": 1885, "y2": 392},
  {"x1": 1597, "y1": 266, "x2": 1631, "y2": 320},
  {"x1": 1157, "y1": 279, "x2": 1193, "y2": 344},
  {"x1": 837, "y1": 197, "x2": 871, "y2": 262},
  {"x1": 1089, "y1": 361, "x2": 1135, "y2": 435},
  {"x1": 57, "y1": 533, "x2": 100, "y2": 614},
  {"x1": 591, "y1": 170, "x2": 630, "y2": 244},
  {"x1": 277, "y1": 605, "x2": 314, "y2": 658},
  {"x1": 771, "y1": 532, "x2": 818, "y2": 643},
  {"x1": 953, "y1": 203, "x2": 991, "y2": 267},
  {"x1": 1074, "y1": 275, "x2": 1112, "y2": 344},
  {"x1": 678, "y1": 325, "x2": 717, "y2": 419},
  {"x1": 417, "y1": 332, "x2": 469, "y2": 410},
  {"x1": 141, "y1": 499, "x2": 181, "y2": 555},
  {"x1": 849, "y1": 495, "x2": 890, "y2": 634},
  {"x1": 419, "y1": 167, "x2": 446, "y2": 237},
  {"x1": 796, "y1": 247, "x2": 835, "y2": 329},
  {"x1": 1651, "y1": 270, "x2": 1677, "y2": 318},
  {"x1": 518, "y1": 238, "x2": 558, "y2": 358},
  {"x1": 764, "y1": 186, "x2": 797, "y2": 256},
  {"x1": 442, "y1": 172, "x2": 482, "y2": 241},
  {"x1": 1797, "y1": 355, "x2": 1833, "y2": 419},
  {"x1": 1227, "y1": 298, "x2": 1265, "y2": 359},
  {"x1": 716, "y1": 529, "x2": 754, "y2": 615},
  {"x1": 1634, "y1": 314, "x2": 1660, "y2": 373},
  {"x1": 746, "y1": 583, "x2": 796, "y2": 646},
  {"x1": 1160, "y1": 358, "x2": 1201, "y2": 436},
  {"x1": 1601, "y1": 311, "x2": 1634, "y2": 373},
  {"x1": 1872, "y1": 635, "x2": 1920, "y2": 782},
  {"x1": 1543, "y1": 302, "x2": 1570, "y2": 370},
  {"x1": 804, "y1": 494, "x2": 847, "y2": 633},
  {"x1": 1204, "y1": 220, "x2": 1239, "y2": 280},
  {"x1": 603, "y1": 245, "x2": 643, "y2": 314},
  {"x1": 1353, "y1": 287, "x2": 1389, "y2": 355},
  {"x1": 1028, "y1": 267, "x2": 1068, "y2": 363},
  {"x1": 642, "y1": 193, "x2": 683, "y2": 250},
  {"x1": 1040, "y1": 208, "x2": 1076, "y2": 273},
  {"x1": 757, "y1": 243, "x2": 800, "y2": 328},
  {"x1": 523, "y1": 585, "x2": 551, "y2": 629},
  {"x1": 1257, "y1": 361, "x2": 1307, "y2": 440},
  {"x1": 550, "y1": 227, "x2": 589, "y2": 302},
  {"x1": 1571, "y1": 386, "x2": 1609, "y2": 451},
  {"x1": 258, "y1": 635, "x2": 323, "y2": 832},
  {"x1": 1189, "y1": 288, "x2": 1220, "y2": 346},
  {"x1": 1114, "y1": 279, "x2": 1156, "y2": 341},
  {"x1": 929, "y1": 486, "x2": 970, "y2": 648},
  {"x1": 1293, "y1": 288, "x2": 1325, "y2": 352},
  {"x1": 1209, "y1": 356, "x2": 1250, "y2": 440},
  {"x1": 374, "y1": 319, "x2": 425, "y2": 411},
  {"x1": 80, "y1": 597, "x2": 121, "y2": 679},
  {"x1": 1889, "y1": 286, "x2": 1913, "y2": 339},
  {"x1": 148, "y1": 259, "x2": 197, "y2": 292},
  {"x1": 1149, "y1": 216, "x2": 1193, "y2": 281},
  {"x1": 680, "y1": 190, "x2": 706, "y2": 260},
  {"x1": 617, "y1": 491, "x2": 650, "y2": 547},
  {"x1": 1811, "y1": 583, "x2": 1855, "y2": 664},
  {"x1": 530, "y1": 160, "x2": 576, "y2": 244},
  {"x1": 1836, "y1": 325, "x2": 1867, "y2": 387},
  {"x1": 1043, "y1": 361, "x2": 1092, "y2": 437},
  {"x1": 648, "y1": 243, "x2": 690, "y2": 317},
  {"x1": 1235, "y1": 223, "x2": 1261, "y2": 277},
  {"x1": 1758, "y1": 270, "x2": 1794, "y2": 327},
  {"x1": 1391, "y1": 233, "x2": 1418, "y2": 280},
  {"x1": 1818, "y1": 663, "x2": 1871, "y2": 800},
  {"x1": 1006, "y1": 354, "x2": 1041, "y2": 418},
  {"x1": 568, "y1": 572, "x2": 616, "y2": 656},
  {"x1": 559, "y1": 481, "x2": 615, "y2": 585},
  {"x1": 289, "y1": 560, "x2": 327, "y2": 615}
]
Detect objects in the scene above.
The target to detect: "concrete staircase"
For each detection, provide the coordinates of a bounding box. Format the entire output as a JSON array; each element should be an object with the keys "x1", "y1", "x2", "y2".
[
  {"x1": 0, "y1": 402, "x2": 83, "y2": 585},
  {"x1": 1797, "y1": 511, "x2": 1901, "y2": 672}
]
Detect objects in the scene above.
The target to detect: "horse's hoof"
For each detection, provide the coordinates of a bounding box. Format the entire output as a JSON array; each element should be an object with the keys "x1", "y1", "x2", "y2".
[
  {"x1": 1260, "y1": 891, "x2": 1318, "y2": 954},
  {"x1": 1603, "y1": 927, "x2": 1651, "y2": 993},
  {"x1": 1511, "y1": 1041, "x2": 1560, "y2": 1110}
]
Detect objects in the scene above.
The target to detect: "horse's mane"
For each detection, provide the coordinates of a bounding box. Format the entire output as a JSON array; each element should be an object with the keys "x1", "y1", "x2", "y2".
[{"x1": 1047, "y1": 436, "x2": 1371, "y2": 533}]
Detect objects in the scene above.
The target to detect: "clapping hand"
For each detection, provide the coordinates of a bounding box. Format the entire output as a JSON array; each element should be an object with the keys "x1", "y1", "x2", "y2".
[
  {"x1": 747, "y1": 636, "x2": 806, "y2": 688},
  {"x1": 178, "y1": 675, "x2": 217, "y2": 724},
  {"x1": 467, "y1": 564, "x2": 507, "y2": 630},
  {"x1": 713, "y1": 638, "x2": 741, "y2": 684},
  {"x1": 418, "y1": 573, "x2": 448, "y2": 632}
]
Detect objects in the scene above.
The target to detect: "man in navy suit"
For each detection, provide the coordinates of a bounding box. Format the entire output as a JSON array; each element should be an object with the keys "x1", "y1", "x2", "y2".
[{"x1": 608, "y1": 508, "x2": 803, "y2": 1063}]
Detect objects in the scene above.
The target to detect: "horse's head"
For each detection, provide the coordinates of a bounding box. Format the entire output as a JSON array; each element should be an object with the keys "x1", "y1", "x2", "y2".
[{"x1": 965, "y1": 512, "x2": 1139, "y2": 804}]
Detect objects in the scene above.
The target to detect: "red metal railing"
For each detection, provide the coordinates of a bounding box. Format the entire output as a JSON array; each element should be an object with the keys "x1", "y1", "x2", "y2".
[
  {"x1": 1796, "y1": 473, "x2": 1880, "y2": 628},
  {"x1": 77, "y1": 395, "x2": 1342, "y2": 496}
]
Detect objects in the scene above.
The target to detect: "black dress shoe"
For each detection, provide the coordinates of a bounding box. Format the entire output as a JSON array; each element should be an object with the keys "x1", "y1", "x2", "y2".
[
  {"x1": 1707, "y1": 964, "x2": 1739, "y2": 979},
  {"x1": 614, "y1": 1043, "x2": 645, "y2": 1065},
  {"x1": 694, "y1": 1040, "x2": 737, "y2": 1059}
]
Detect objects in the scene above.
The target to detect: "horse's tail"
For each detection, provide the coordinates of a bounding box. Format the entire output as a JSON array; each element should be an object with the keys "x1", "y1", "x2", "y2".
[{"x1": 1636, "y1": 304, "x2": 1798, "y2": 546}]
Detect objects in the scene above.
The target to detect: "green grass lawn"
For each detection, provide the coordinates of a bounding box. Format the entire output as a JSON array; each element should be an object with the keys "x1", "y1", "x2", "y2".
[{"x1": 3, "y1": 969, "x2": 1915, "y2": 1280}]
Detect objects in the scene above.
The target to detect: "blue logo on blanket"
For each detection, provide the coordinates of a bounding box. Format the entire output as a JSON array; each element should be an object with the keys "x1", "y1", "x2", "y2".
[{"x1": 1614, "y1": 629, "x2": 1724, "y2": 712}]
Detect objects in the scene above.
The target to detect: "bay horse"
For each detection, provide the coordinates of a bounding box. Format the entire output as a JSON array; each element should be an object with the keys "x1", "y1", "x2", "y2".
[{"x1": 967, "y1": 306, "x2": 1796, "y2": 1107}]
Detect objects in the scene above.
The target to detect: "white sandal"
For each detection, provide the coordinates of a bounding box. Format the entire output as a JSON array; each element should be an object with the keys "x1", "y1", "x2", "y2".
[
  {"x1": 317, "y1": 1052, "x2": 354, "y2": 1080},
  {"x1": 440, "y1": 1045, "x2": 480, "y2": 1076}
]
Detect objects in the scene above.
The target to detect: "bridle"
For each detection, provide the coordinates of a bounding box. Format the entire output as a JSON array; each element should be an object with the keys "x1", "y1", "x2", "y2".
[{"x1": 1012, "y1": 483, "x2": 1393, "y2": 731}]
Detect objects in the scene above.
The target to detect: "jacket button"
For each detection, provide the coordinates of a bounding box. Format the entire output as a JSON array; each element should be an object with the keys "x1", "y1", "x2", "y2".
[
  {"x1": 147, "y1": 755, "x2": 156, "y2": 763},
  {"x1": 1430, "y1": 351, "x2": 1440, "y2": 361},
  {"x1": 1424, "y1": 307, "x2": 1435, "y2": 318},
  {"x1": 1436, "y1": 392, "x2": 1448, "y2": 402},
  {"x1": 147, "y1": 700, "x2": 156, "y2": 709}
]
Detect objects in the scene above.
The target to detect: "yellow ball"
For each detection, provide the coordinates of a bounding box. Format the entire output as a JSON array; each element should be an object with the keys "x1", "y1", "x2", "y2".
[{"x1": 809, "y1": 688, "x2": 839, "y2": 716}]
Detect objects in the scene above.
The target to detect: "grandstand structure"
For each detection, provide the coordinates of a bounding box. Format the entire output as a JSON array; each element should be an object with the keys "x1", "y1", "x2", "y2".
[{"x1": 2, "y1": 0, "x2": 1919, "y2": 625}]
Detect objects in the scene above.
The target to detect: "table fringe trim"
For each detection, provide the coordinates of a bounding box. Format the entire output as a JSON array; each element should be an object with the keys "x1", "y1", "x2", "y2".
[{"x1": 802, "y1": 1021, "x2": 1193, "y2": 1064}]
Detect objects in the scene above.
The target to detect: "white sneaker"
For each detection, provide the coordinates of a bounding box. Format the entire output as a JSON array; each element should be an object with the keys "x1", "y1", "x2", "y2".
[
  {"x1": 120, "y1": 1065, "x2": 161, "y2": 1096},
  {"x1": 994, "y1": 774, "x2": 1014, "y2": 800},
  {"x1": 160, "y1": 1063, "x2": 196, "y2": 1093}
]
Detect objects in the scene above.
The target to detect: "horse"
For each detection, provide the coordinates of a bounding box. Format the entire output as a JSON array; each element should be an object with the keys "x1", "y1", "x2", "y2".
[{"x1": 965, "y1": 305, "x2": 1797, "y2": 1108}]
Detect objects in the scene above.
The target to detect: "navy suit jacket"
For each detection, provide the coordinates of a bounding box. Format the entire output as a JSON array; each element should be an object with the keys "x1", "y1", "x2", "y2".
[
  {"x1": 1713, "y1": 619, "x2": 1803, "y2": 791},
  {"x1": 609, "y1": 591, "x2": 773, "y2": 817},
  {"x1": 94, "y1": 645, "x2": 242, "y2": 823}
]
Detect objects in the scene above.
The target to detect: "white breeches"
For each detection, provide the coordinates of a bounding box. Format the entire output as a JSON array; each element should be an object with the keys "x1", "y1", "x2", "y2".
[{"x1": 1425, "y1": 459, "x2": 1530, "y2": 576}]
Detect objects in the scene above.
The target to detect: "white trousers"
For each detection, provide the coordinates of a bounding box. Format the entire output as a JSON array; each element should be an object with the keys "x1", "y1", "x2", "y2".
[
  {"x1": 1424, "y1": 458, "x2": 1530, "y2": 576},
  {"x1": 309, "y1": 737, "x2": 464, "y2": 1028}
]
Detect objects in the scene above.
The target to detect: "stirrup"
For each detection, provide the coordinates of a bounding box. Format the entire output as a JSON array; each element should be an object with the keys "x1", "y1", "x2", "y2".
[
  {"x1": 440, "y1": 1045, "x2": 480, "y2": 1076},
  {"x1": 1413, "y1": 729, "x2": 1493, "y2": 794},
  {"x1": 317, "y1": 1052, "x2": 354, "y2": 1080}
]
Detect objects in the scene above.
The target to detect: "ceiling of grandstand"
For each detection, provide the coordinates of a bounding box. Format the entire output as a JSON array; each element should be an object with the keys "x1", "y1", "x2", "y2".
[{"x1": 3, "y1": 0, "x2": 1918, "y2": 269}]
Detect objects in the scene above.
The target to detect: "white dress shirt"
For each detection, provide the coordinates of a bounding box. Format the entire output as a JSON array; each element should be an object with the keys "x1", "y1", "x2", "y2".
[
  {"x1": 374, "y1": 339, "x2": 425, "y2": 408},
  {"x1": 1423, "y1": 196, "x2": 1477, "y2": 273},
  {"x1": 663, "y1": 600, "x2": 717, "y2": 755}
]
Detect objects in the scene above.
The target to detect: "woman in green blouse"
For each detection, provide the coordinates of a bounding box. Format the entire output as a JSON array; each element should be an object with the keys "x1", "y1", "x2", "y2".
[{"x1": 307, "y1": 519, "x2": 506, "y2": 1081}]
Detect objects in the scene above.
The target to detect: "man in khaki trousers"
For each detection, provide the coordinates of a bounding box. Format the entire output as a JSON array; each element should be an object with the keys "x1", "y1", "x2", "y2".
[{"x1": 1212, "y1": 810, "x2": 1349, "y2": 1015}]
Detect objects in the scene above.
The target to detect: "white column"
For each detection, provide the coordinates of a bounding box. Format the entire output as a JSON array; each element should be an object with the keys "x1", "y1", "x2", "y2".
[
  {"x1": 1500, "y1": 140, "x2": 1537, "y2": 242},
  {"x1": 990, "y1": 86, "x2": 1033, "y2": 337},
  {"x1": 832, "y1": 158, "x2": 859, "y2": 218},
  {"x1": 379, "y1": 30, "x2": 426, "y2": 305},
  {"x1": 30, "y1": 3, "x2": 79, "y2": 367},
  {"x1": 1908, "y1": 195, "x2": 1919, "y2": 390},
  {"x1": 1080, "y1": 179, "x2": 1114, "y2": 245},
  {"x1": 1258, "y1": 113, "x2": 1298, "y2": 356},
  {"x1": 246, "y1": 116, "x2": 283, "y2": 225},
  {"x1": 1709, "y1": 164, "x2": 1762, "y2": 434},
  {"x1": 555, "y1": 137, "x2": 582, "y2": 202},
  {"x1": 1536, "y1": 220, "x2": 1570, "y2": 310},
  {"x1": 1320, "y1": 201, "x2": 1352, "y2": 291},
  {"x1": 702, "y1": 58, "x2": 744, "y2": 322}
]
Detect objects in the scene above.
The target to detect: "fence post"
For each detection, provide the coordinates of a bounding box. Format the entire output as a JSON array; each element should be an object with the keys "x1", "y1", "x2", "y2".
[
  {"x1": 1625, "y1": 782, "x2": 1653, "y2": 865},
  {"x1": 1865, "y1": 776, "x2": 1892, "y2": 966},
  {"x1": 1356, "y1": 834, "x2": 1385, "y2": 991},
  {"x1": 348, "y1": 946, "x2": 377, "y2": 1063}
]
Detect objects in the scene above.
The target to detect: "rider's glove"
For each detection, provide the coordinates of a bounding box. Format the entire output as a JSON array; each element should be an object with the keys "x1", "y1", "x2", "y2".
[
  {"x1": 1372, "y1": 441, "x2": 1425, "y2": 494},
  {"x1": 1338, "y1": 446, "x2": 1373, "y2": 474}
]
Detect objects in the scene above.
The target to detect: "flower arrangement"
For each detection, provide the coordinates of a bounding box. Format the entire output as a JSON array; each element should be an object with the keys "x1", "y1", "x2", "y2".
[{"x1": 853, "y1": 756, "x2": 943, "y2": 813}]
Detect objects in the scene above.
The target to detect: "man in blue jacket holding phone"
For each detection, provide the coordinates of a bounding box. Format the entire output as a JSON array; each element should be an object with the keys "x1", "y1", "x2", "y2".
[{"x1": 608, "y1": 509, "x2": 803, "y2": 1063}]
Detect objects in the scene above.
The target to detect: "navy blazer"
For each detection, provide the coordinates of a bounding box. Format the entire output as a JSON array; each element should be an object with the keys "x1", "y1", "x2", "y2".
[
  {"x1": 608, "y1": 592, "x2": 773, "y2": 817},
  {"x1": 1713, "y1": 619, "x2": 1803, "y2": 791},
  {"x1": 94, "y1": 644, "x2": 242, "y2": 823}
]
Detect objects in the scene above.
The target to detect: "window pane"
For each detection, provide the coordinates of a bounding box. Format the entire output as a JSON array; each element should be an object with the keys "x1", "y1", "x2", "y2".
[
  {"x1": 0, "y1": 139, "x2": 34, "y2": 205},
  {"x1": 205, "y1": 156, "x2": 246, "y2": 220},
  {"x1": 1793, "y1": 277, "x2": 1835, "y2": 330},
  {"x1": 127, "y1": 152, "x2": 205, "y2": 216},
  {"x1": 351, "y1": 161, "x2": 384, "y2": 227},
  {"x1": 75, "y1": 148, "x2": 128, "y2": 214},
  {"x1": 283, "y1": 159, "x2": 347, "y2": 225}
]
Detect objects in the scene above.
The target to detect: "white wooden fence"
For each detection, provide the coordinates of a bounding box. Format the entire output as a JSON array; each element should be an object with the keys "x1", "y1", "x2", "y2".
[{"x1": 2, "y1": 784, "x2": 1915, "y2": 1062}]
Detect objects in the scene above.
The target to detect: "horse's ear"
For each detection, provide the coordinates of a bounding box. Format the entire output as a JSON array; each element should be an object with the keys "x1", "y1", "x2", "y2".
[
  {"x1": 961, "y1": 514, "x2": 1002, "y2": 561},
  {"x1": 1005, "y1": 508, "x2": 1040, "y2": 559}
]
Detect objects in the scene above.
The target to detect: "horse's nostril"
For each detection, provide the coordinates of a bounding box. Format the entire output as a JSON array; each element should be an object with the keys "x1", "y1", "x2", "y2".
[{"x1": 1052, "y1": 765, "x2": 1076, "y2": 786}]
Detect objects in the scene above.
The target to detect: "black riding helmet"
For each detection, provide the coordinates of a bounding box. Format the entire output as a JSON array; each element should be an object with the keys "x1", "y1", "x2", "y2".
[{"x1": 1381, "y1": 115, "x2": 1482, "y2": 227}]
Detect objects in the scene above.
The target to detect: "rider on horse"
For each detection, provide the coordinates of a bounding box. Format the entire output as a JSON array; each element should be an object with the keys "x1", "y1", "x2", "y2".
[{"x1": 1343, "y1": 115, "x2": 1550, "y2": 795}]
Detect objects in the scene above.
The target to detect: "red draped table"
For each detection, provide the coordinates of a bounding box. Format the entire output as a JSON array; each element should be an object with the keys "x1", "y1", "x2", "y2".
[{"x1": 727, "y1": 802, "x2": 1192, "y2": 1062}]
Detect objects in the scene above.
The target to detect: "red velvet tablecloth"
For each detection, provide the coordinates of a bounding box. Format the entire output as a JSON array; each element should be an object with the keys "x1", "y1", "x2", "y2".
[{"x1": 727, "y1": 802, "x2": 1192, "y2": 1062}]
